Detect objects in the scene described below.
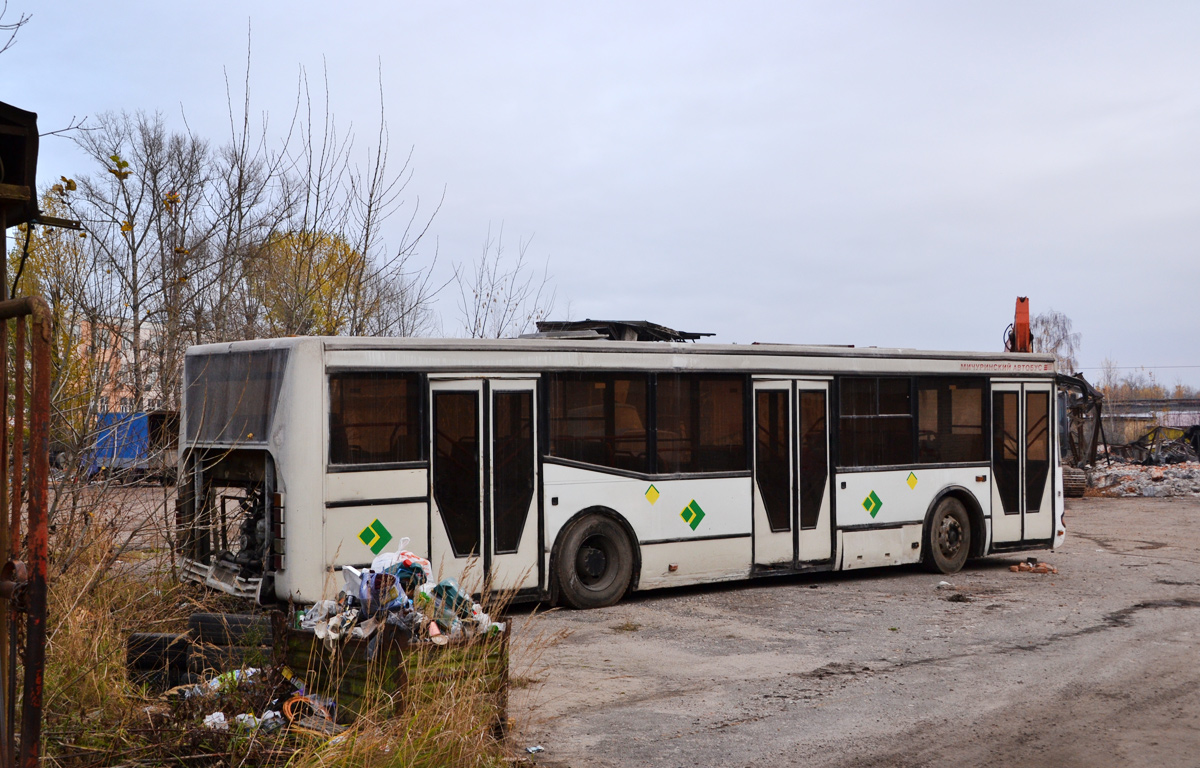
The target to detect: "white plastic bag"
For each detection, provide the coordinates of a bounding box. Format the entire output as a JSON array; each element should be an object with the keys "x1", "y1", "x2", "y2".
[
  {"x1": 370, "y1": 536, "x2": 412, "y2": 572},
  {"x1": 301, "y1": 600, "x2": 339, "y2": 630},
  {"x1": 341, "y1": 566, "x2": 364, "y2": 597}
]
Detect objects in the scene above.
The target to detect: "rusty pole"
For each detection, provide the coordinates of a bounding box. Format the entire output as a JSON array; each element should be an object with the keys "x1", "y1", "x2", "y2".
[
  {"x1": 20, "y1": 304, "x2": 48, "y2": 768},
  {"x1": 0, "y1": 208, "x2": 9, "y2": 768},
  {"x1": 0, "y1": 297, "x2": 52, "y2": 768},
  {"x1": 11, "y1": 320, "x2": 22, "y2": 559},
  {"x1": 7, "y1": 320, "x2": 21, "y2": 767}
]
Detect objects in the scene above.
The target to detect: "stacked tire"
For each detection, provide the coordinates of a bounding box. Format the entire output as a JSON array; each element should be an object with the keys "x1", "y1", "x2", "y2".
[
  {"x1": 187, "y1": 613, "x2": 273, "y2": 676},
  {"x1": 126, "y1": 633, "x2": 191, "y2": 692}
]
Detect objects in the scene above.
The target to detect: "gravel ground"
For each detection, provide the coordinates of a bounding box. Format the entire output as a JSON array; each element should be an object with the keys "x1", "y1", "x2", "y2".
[{"x1": 510, "y1": 497, "x2": 1200, "y2": 767}]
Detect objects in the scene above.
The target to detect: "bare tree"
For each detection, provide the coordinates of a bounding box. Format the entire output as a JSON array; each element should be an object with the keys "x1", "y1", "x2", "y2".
[
  {"x1": 237, "y1": 63, "x2": 442, "y2": 338},
  {"x1": 1030, "y1": 308, "x2": 1081, "y2": 373},
  {"x1": 62, "y1": 111, "x2": 228, "y2": 412},
  {"x1": 41, "y1": 46, "x2": 444, "y2": 420},
  {"x1": 455, "y1": 224, "x2": 555, "y2": 338},
  {"x1": 0, "y1": 0, "x2": 29, "y2": 57},
  {"x1": 1099, "y1": 357, "x2": 1120, "y2": 399}
]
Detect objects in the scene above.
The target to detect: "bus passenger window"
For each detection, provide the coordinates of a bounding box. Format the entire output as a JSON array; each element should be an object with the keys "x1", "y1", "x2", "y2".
[
  {"x1": 838, "y1": 377, "x2": 914, "y2": 468},
  {"x1": 1025, "y1": 391, "x2": 1050, "y2": 511},
  {"x1": 756, "y1": 390, "x2": 791, "y2": 532},
  {"x1": 547, "y1": 373, "x2": 649, "y2": 473},
  {"x1": 329, "y1": 372, "x2": 422, "y2": 466},
  {"x1": 916, "y1": 378, "x2": 987, "y2": 463},
  {"x1": 433, "y1": 391, "x2": 481, "y2": 557},
  {"x1": 656, "y1": 374, "x2": 746, "y2": 473}
]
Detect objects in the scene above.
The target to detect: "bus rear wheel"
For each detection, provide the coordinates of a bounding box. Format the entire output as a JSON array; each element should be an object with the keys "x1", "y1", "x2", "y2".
[
  {"x1": 555, "y1": 514, "x2": 634, "y2": 609},
  {"x1": 923, "y1": 497, "x2": 971, "y2": 574}
]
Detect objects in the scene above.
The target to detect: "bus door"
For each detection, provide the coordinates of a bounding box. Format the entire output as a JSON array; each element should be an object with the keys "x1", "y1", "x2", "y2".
[
  {"x1": 752, "y1": 379, "x2": 832, "y2": 568},
  {"x1": 990, "y1": 381, "x2": 1054, "y2": 545},
  {"x1": 429, "y1": 378, "x2": 540, "y2": 594}
]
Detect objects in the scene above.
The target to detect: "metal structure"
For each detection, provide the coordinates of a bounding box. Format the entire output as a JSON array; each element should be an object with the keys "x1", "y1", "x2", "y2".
[
  {"x1": 0, "y1": 295, "x2": 50, "y2": 768},
  {"x1": 0, "y1": 99, "x2": 54, "y2": 768},
  {"x1": 530, "y1": 319, "x2": 714, "y2": 342},
  {"x1": 1057, "y1": 372, "x2": 1106, "y2": 468},
  {"x1": 1004, "y1": 296, "x2": 1033, "y2": 353}
]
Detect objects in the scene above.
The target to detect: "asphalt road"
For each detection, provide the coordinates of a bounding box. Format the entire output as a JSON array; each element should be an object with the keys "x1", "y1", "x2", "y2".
[{"x1": 510, "y1": 497, "x2": 1200, "y2": 767}]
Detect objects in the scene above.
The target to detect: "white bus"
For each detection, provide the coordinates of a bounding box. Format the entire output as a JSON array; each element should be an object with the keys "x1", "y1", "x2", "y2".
[{"x1": 175, "y1": 332, "x2": 1065, "y2": 608}]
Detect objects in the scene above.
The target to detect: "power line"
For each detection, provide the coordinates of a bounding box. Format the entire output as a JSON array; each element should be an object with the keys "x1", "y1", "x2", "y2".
[{"x1": 1076, "y1": 365, "x2": 1200, "y2": 371}]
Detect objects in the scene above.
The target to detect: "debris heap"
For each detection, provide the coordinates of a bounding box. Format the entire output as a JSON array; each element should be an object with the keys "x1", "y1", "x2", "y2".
[{"x1": 1088, "y1": 460, "x2": 1200, "y2": 498}]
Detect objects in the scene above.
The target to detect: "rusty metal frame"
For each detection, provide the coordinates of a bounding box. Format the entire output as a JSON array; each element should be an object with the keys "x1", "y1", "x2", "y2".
[{"x1": 0, "y1": 210, "x2": 52, "y2": 767}]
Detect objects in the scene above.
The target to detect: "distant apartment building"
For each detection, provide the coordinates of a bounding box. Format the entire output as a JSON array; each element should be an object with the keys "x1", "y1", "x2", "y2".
[{"x1": 79, "y1": 318, "x2": 166, "y2": 413}]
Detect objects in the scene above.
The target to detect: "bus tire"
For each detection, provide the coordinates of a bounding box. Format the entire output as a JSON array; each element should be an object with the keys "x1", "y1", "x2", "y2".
[
  {"x1": 555, "y1": 514, "x2": 634, "y2": 609},
  {"x1": 923, "y1": 496, "x2": 971, "y2": 574}
]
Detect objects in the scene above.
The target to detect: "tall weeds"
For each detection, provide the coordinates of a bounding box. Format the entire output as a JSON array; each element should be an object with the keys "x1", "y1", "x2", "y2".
[{"x1": 39, "y1": 485, "x2": 525, "y2": 768}]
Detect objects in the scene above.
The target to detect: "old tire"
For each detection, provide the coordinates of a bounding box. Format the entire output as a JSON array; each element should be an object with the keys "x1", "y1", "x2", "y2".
[
  {"x1": 127, "y1": 632, "x2": 190, "y2": 671},
  {"x1": 188, "y1": 613, "x2": 273, "y2": 646},
  {"x1": 923, "y1": 497, "x2": 971, "y2": 574},
  {"x1": 555, "y1": 514, "x2": 634, "y2": 609}
]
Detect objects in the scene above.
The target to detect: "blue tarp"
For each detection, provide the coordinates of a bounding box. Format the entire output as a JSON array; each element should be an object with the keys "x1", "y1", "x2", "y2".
[{"x1": 88, "y1": 412, "x2": 150, "y2": 475}]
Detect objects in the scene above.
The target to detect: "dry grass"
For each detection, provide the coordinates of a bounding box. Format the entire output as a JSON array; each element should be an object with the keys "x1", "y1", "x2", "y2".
[{"x1": 38, "y1": 489, "x2": 531, "y2": 768}]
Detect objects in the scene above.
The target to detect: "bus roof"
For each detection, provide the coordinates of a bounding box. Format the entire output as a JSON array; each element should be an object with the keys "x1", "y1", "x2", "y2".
[{"x1": 184, "y1": 335, "x2": 1056, "y2": 367}]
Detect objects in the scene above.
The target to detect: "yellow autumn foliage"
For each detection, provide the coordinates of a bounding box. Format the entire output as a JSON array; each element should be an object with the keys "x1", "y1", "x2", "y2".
[{"x1": 252, "y1": 230, "x2": 368, "y2": 336}]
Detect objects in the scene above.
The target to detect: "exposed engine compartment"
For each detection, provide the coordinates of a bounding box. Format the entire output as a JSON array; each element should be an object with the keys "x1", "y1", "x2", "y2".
[{"x1": 177, "y1": 448, "x2": 277, "y2": 603}]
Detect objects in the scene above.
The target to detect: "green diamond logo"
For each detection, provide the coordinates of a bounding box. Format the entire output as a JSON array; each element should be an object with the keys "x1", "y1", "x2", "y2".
[
  {"x1": 357, "y1": 519, "x2": 393, "y2": 555},
  {"x1": 680, "y1": 499, "x2": 706, "y2": 531},
  {"x1": 862, "y1": 491, "x2": 882, "y2": 518}
]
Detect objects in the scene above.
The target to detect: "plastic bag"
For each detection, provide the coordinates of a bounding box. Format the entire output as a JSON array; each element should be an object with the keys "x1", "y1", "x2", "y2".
[
  {"x1": 358, "y1": 571, "x2": 412, "y2": 616},
  {"x1": 371, "y1": 537, "x2": 433, "y2": 589},
  {"x1": 370, "y1": 537, "x2": 414, "y2": 572},
  {"x1": 235, "y1": 713, "x2": 263, "y2": 729},
  {"x1": 341, "y1": 566, "x2": 364, "y2": 597},
  {"x1": 414, "y1": 583, "x2": 460, "y2": 633},
  {"x1": 432, "y1": 577, "x2": 476, "y2": 619},
  {"x1": 301, "y1": 600, "x2": 339, "y2": 630},
  {"x1": 206, "y1": 668, "x2": 260, "y2": 693}
]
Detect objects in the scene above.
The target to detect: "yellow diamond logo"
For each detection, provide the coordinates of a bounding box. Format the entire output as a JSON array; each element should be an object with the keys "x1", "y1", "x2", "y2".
[
  {"x1": 907, "y1": 472, "x2": 918, "y2": 490},
  {"x1": 645, "y1": 484, "x2": 660, "y2": 505}
]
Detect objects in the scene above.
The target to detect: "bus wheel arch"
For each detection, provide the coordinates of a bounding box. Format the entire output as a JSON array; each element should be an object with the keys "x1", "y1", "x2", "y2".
[
  {"x1": 550, "y1": 507, "x2": 640, "y2": 609},
  {"x1": 921, "y1": 487, "x2": 982, "y2": 573}
]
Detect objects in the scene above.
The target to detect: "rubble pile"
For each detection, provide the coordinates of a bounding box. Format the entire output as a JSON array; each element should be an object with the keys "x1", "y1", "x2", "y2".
[{"x1": 1088, "y1": 460, "x2": 1200, "y2": 498}]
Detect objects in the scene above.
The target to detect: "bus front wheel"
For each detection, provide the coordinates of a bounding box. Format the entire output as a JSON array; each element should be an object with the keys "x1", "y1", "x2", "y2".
[
  {"x1": 555, "y1": 514, "x2": 634, "y2": 609},
  {"x1": 923, "y1": 497, "x2": 971, "y2": 574}
]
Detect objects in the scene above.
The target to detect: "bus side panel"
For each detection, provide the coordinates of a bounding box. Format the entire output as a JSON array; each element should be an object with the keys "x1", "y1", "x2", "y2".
[
  {"x1": 840, "y1": 525, "x2": 923, "y2": 570},
  {"x1": 325, "y1": 469, "x2": 426, "y2": 506},
  {"x1": 1053, "y1": 466, "x2": 1066, "y2": 549},
  {"x1": 639, "y1": 538, "x2": 752, "y2": 590},
  {"x1": 836, "y1": 467, "x2": 989, "y2": 528},
  {"x1": 323, "y1": 469, "x2": 429, "y2": 572},
  {"x1": 542, "y1": 463, "x2": 752, "y2": 589},
  {"x1": 270, "y1": 339, "x2": 327, "y2": 604}
]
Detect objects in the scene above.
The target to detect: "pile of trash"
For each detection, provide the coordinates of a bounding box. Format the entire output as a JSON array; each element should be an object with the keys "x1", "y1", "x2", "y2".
[
  {"x1": 154, "y1": 666, "x2": 349, "y2": 745},
  {"x1": 298, "y1": 537, "x2": 505, "y2": 651},
  {"x1": 1088, "y1": 460, "x2": 1200, "y2": 498}
]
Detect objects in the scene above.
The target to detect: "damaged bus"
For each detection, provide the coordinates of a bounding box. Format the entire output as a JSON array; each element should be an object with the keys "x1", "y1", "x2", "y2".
[{"x1": 175, "y1": 331, "x2": 1065, "y2": 607}]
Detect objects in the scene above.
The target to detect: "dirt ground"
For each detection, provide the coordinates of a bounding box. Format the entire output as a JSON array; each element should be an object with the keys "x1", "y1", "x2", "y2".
[{"x1": 509, "y1": 497, "x2": 1200, "y2": 767}]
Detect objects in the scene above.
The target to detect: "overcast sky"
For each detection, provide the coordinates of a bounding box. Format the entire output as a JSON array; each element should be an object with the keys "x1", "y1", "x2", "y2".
[{"x1": 4, "y1": 2, "x2": 1199, "y2": 385}]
